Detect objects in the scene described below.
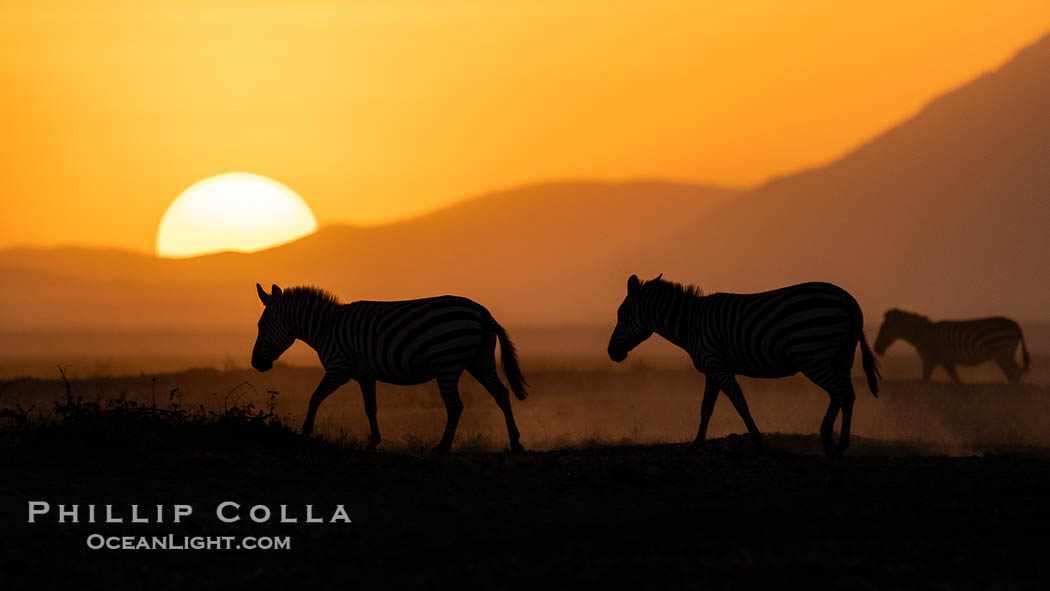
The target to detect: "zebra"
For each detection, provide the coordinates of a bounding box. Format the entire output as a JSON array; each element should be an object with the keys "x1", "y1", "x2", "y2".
[
  {"x1": 873, "y1": 309, "x2": 1031, "y2": 384},
  {"x1": 250, "y1": 283, "x2": 528, "y2": 452},
  {"x1": 607, "y1": 274, "x2": 879, "y2": 456}
]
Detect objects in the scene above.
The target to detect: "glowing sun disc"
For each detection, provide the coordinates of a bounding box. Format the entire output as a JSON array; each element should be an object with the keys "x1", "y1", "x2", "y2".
[{"x1": 156, "y1": 173, "x2": 318, "y2": 258}]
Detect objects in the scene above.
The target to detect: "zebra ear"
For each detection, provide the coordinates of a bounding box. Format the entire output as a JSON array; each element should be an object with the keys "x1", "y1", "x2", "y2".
[
  {"x1": 628, "y1": 274, "x2": 640, "y2": 294},
  {"x1": 256, "y1": 283, "x2": 271, "y2": 306},
  {"x1": 653, "y1": 273, "x2": 663, "y2": 281},
  {"x1": 271, "y1": 284, "x2": 283, "y2": 298}
]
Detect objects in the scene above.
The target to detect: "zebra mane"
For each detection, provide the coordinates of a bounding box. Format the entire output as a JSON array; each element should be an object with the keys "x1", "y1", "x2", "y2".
[
  {"x1": 644, "y1": 276, "x2": 704, "y2": 300},
  {"x1": 281, "y1": 285, "x2": 343, "y2": 307}
]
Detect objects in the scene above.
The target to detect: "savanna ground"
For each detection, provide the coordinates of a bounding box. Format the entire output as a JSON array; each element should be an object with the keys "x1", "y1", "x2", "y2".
[{"x1": 3, "y1": 353, "x2": 1050, "y2": 589}]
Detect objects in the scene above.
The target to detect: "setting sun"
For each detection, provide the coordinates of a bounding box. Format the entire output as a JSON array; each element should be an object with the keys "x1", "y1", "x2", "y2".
[{"x1": 156, "y1": 173, "x2": 318, "y2": 258}]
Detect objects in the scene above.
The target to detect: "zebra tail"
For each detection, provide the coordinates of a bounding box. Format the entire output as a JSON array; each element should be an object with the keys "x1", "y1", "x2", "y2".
[
  {"x1": 858, "y1": 329, "x2": 880, "y2": 398},
  {"x1": 1021, "y1": 332, "x2": 1031, "y2": 373},
  {"x1": 493, "y1": 320, "x2": 528, "y2": 400}
]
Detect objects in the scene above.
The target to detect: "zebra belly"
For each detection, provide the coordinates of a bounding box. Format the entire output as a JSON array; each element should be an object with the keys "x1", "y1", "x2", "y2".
[
  {"x1": 366, "y1": 341, "x2": 480, "y2": 386},
  {"x1": 361, "y1": 354, "x2": 442, "y2": 386},
  {"x1": 943, "y1": 353, "x2": 998, "y2": 366},
  {"x1": 698, "y1": 355, "x2": 798, "y2": 379},
  {"x1": 374, "y1": 373, "x2": 436, "y2": 387},
  {"x1": 928, "y1": 347, "x2": 1004, "y2": 365},
  {"x1": 733, "y1": 367, "x2": 799, "y2": 379},
  {"x1": 727, "y1": 356, "x2": 799, "y2": 378},
  {"x1": 718, "y1": 339, "x2": 828, "y2": 378}
]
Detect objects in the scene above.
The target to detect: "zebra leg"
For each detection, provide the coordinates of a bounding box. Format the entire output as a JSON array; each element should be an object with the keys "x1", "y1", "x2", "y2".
[
  {"x1": 996, "y1": 352, "x2": 1022, "y2": 384},
  {"x1": 358, "y1": 378, "x2": 381, "y2": 449},
  {"x1": 818, "y1": 401, "x2": 841, "y2": 455},
  {"x1": 831, "y1": 383, "x2": 857, "y2": 456},
  {"x1": 921, "y1": 359, "x2": 935, "y2": 382},
  {"x1": 689, "y1": 379, "x2": 720, "y2": 449},
  {"x1": 802, "y1": 364, "x2": 854, "y2": 456},
  {"x1": 470, "y1": 367, "x2": 524, "y2": 452},
  {"x1": 302, "y1": 372, "x2": 350, "y2": 437},
  {"x1": 434, "y1": 373, "x2": 464, "y2": 453},
  {"x1": 802, "y1": 363, "x2": 844, "y2": 455},
  {"x1": 943, "y1": 363, "x2": 961, "y2": 384},
  {"x1": 712, "y1": 374, "x2": 763, "y2": 450}
]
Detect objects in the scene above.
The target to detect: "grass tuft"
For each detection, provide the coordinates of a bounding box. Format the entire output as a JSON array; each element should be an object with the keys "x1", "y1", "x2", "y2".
[{"x1": 0, "y1": 375, "x2": 333, "y2": 459}]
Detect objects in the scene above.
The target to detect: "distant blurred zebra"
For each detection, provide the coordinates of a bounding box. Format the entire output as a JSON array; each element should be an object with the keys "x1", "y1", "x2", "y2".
[
  {"x1": 608, "y1": 275, "x2": 879, "y2": 456},
  {"x1": 874, "y1": 309, "x2": 1030, "y2": 384},
  {"x1": 251, "y1": 284, "x2": 527, "y2": 452}
]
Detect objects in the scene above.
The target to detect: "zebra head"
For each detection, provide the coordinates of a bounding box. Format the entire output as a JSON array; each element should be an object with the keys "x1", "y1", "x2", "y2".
[
  {"x1": 251, "y1": 283, "x2": 296, "y2": 372},
  {"x1": 608, "y1": 274, "x2": 657, "y2": 362},
  {"x1": 874, "y1": 308, "x2": 928, "y2": 355}
]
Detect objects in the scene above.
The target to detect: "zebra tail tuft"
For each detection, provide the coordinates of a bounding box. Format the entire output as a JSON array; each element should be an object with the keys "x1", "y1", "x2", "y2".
[
  {"x1": 493, "y1": 320, "x2": 528, "y2": 400},
  {"x1": 1021, "y1": 332, "x2": 1031, "y2": 373},
  {"x1": 858, "y1": 331, "x2": 880, "y2": 397}
]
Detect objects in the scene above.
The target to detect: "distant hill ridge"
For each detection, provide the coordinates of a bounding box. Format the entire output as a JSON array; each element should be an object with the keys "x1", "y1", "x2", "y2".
[{"x1": 0, "y1": 180, "x2": 734, "y2": 330}]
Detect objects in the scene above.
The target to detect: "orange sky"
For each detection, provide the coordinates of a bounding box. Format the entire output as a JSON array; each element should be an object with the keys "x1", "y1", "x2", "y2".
[{"x1": 1, "y1": 1, "x2": 1048, "y2": 253}]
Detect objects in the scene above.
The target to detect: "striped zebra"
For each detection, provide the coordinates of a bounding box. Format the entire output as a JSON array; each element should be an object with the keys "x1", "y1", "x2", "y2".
[
  {"x1": 251, "y1": 284, "x2": 527, "y2": 452},
  {"x1": 608, "y1": 275, "x2": 879, "y2": 456},
  {"x1": 874, "y1": 309, "x2": 1031, "y2": 384}
]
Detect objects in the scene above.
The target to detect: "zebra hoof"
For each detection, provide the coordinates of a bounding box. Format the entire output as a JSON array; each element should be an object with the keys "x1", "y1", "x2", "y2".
[
  {"x1": 507, "y1": 442, "x2": 525, "y2": 453},
  {"x1": 822, "y1": 438, "x2": 836, "y2": 456},
  {"x1": 366, "y1": 439, "x2": 380, "y2": 451},
  {"x1": 432, "y1": 444, "x2": 451, "y2": 454}
]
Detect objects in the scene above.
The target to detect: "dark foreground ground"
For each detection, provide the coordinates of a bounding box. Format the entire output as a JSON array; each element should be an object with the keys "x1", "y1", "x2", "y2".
[
  {"x1": 4, "y1": 424, "x2": 1050, "y2": 590},
  {"x1": 4, "y1": 360, "x2": 1050, "y2": 589}
]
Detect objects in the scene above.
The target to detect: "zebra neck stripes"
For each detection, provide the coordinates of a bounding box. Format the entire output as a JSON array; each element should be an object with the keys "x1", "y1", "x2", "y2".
[
  {"x1": 288, "y1": 296, "x2": 341, "y2": 352},
  {"x1": 640, "y1": 284, "x2": 701, "y2": 351}
]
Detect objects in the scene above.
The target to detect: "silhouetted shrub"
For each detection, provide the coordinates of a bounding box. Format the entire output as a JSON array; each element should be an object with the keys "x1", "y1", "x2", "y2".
[{"x1": 0, "y1": 378, "x2": 339, "y2": 459}]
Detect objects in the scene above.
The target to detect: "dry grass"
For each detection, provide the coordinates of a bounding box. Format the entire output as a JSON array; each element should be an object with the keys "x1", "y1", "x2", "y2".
[{"x1": 3, "y1": 355, "x2": 1048, "y2": 455}]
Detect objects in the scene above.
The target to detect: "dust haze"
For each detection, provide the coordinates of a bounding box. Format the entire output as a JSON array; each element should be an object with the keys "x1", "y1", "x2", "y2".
[{"x1": 5, "y1": 326, "x2": 1049, "y2": 456}]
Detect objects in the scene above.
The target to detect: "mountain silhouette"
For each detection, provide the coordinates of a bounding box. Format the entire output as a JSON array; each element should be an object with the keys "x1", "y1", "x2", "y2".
[{"x1": 626, "y1": 33, "x2": 1050, "y2": 320}]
